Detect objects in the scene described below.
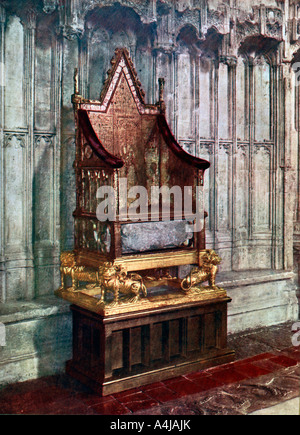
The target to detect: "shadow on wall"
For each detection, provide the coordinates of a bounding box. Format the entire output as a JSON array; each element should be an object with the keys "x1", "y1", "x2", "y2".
[
  {"x1": 33, "y1": 306, "x2": 72, "y2": 380},
  {"x1": 32, "y1": 139, "x2": 66, "y2": 298},
  {"x1": 31, "y1": 137, "x2": 74, "y2": 379}
]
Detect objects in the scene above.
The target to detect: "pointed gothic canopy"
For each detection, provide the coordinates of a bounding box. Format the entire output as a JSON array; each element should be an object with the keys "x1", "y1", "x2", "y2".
[{"x1": 76, "y1": 47, "x2": 210, "y2": 173}]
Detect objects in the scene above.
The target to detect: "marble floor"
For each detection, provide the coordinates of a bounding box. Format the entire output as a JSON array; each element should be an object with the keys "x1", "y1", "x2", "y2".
[
  {"x1": 248, "y1": 398, "x2": 299, "y2": 415},
  {"x1": 0, "y1": 321, "x2": 299, "y2": 415}
]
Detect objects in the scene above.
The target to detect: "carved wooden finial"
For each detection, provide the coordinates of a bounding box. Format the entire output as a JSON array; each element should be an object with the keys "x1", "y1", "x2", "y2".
[
  {"x1": 74, "y1": 68, "x2": 79, "y2": 95},
  {"x1": 158, "y1": 77, "x2": 166, "y2": 113}
]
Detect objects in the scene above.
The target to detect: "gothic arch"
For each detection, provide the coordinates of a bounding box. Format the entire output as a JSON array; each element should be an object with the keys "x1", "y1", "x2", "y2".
[
  {"x1": 175, "y1": 23, "x2": 200, "y2": 43},
  {"x1": 176, "y1": 24, "x2": 222, "y2": 58},
  {"x1": 84, "y1": 2, "x2": 151, "y2": 36},
  {"x1": 82, "y1": 4, "x2": 154, "y2": 100},
  {"x1": 238, "y1": 35, "x2": 280, "y2": 66},
  {"x1": 175, "y1": 23, "x2": 200, "y2": 57},
  {"x1": 84, "y1": 3, "x2": 155, "y2": 50},
  {"x1": 81, "y1": 0, "x2": 151, "y2": 24}
]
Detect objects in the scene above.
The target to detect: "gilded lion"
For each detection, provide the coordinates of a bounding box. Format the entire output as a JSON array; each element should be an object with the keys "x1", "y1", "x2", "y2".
[
  {"x1": 59, "y1": 251, "x2": 100, "y2": 291},
  {"x1": 181, "y1": 249, "x2": 222, "y2": 292},
  {"x1": 98, "y1": 262, "x2": 147, "y2": 304}
]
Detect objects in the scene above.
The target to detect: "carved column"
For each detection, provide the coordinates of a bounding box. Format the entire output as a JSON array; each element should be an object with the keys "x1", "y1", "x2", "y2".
[
  {"x1": 271, "y1": 59, "x2": 284, "y2": 270},
  {"x1": 153, "y1": 47, "x2": 174, "y2": 124},
  {"x1": 153, "y1": 7, "x2": 175, "y2": 112},
  {"x1": 221, "y1": 56, "x2": 237, "y2": 269},
  {"x1": 79, "y1": 23, "x2": 91, "y2": 98},
  {"x1": 60, "y1": 23, "x2": 79, "y2": 251},
  {"x1": 282, "y1": 59, "x2": 298, "y2": 270},
  {"x1": 0, "y1": 6, "x2": 5, "y2": 302},
  {"x1": 61, "y1": 0, "x2": 84, "y2": 40},
  {"x1": 247, "y1": 56, "x2": 255, "y2": 242},
  {"x1": 52, "y1": 25, "x2": 63, "y2": 286},
  {"x1": 22, "y1": 9, "x2": 37, "y2": 299},
  {"x1": 211, "y1": 57, "x2": 219, "y2": 250},
  {"x1": 293, "y1": 48, "x2": 300, "y2": 300}
]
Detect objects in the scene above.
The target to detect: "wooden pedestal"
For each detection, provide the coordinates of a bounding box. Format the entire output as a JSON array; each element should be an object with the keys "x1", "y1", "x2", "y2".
[{"x1": 66, "y1": 296, "x2": 235, "y2": 396}]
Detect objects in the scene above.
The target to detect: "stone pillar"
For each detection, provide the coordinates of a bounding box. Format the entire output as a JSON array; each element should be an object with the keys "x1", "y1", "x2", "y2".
[
  {"x1": 222, "y1": 56, "x2": 237, "y2": 270},
  {"x1": 294, "y1": 222, "x2": 300, "y2": 304},
  {"x1": 153, "y1": 47, "x2": 174, "y2": 125},
  {"x1": 60, "y1": 28, "x2": 79, "y2": 251},
  {"x1": 0, "y1": 10, "x2": 36, "y2": 301},
  {"x1": 61, "y1": 0, "x2": 84, "y2": 40},
  {"x1": 0, "y1": 5, "x2": 5, "y2": 302},
  {"x1": 293, "y1": 49, "x2": 300, "y2": 307},
  {"x1": 0, "y1": 4, "x2": 72, "y2": 388},
  {"x1": 33, "y1": 13, "x2": 63, "y2": 297},
  {"x1": 281, "y1": 61, "x2": 298, "y2": 270},
  {"x1": 22, "y1": 9, "x2": 37, "y2": 299}
]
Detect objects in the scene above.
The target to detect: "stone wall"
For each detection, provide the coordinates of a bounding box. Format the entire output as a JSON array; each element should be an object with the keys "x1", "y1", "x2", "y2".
[{"x1": 0, "y1": 0, "x2": 299, "y2": 385}]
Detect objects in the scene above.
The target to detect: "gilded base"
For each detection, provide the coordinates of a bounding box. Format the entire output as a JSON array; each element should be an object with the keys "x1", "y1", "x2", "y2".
[
  {"x1": 56, "y1": 248, "x2": 227, "y2": 315},
  {"x1": 55, "y1": 283, "x2": 227, "y2": 316}
]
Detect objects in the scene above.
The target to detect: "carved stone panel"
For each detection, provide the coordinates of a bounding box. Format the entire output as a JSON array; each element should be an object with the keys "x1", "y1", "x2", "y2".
[
  {"x1": 217, "y1": 143, "x2": 231, "y2": 233},
  {"x1": 218, "y1": 63, "x2": 230, "y2": 141},
  {"x1": 199, "y1": 58, "x2": 212, "y2": 140},
  {"x1": 254, "y1": 60, "x2": 271, "y2": 142},
  {"x1": 253, "y1": 145, "x2": 272, "y2": 234},
  {"x1": 236, "y1": 59, "x2": 248, "y2": 142},
  {"x1": 4, "y1": 16, "x2": 25, "y2": 129},
  {"x1": 3, "y1": 134, "x2": 26, "y2": 251},
  {"x1": 199, "y1": 142, "x2": 213, "y2": 235},
  {"x1": 33, "y1": 135, "x2": 54, "y2": 244},
  {"x1": 235, "y1": 143, "x2": 249, "y2": 238},
  {"x1": 35, "y1": 20, "x2": 56, "y2": 131},
  {"x1": 176, "y1": 52, "x2": 193, "y2": 141}
]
